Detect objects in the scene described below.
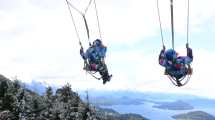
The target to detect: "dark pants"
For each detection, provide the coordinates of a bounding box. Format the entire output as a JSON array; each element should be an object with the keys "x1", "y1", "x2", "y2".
[
  {"x1": 87, "y1": 60, "x2": 110, "y2": 81},
  {"x1": 167, "y1": 66, "x2": 187, "y2": 80}
]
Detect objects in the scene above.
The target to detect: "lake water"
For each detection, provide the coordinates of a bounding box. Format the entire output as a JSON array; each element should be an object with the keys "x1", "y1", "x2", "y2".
[{"x1": 101, "y1": 102, "x2": 215, "y2": 120}]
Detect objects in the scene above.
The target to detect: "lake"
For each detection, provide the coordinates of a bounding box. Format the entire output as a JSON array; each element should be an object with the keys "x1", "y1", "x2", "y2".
[{"x1": 101, "y1": 101, "x2": 215, "y2": 120}]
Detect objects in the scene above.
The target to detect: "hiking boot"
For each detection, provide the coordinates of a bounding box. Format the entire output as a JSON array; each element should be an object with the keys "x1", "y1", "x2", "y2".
[
  {"x1": 102, "y1": 75, "x2": 112, "y2": 84},
  {"x1": 176, "y1": 80, "x2": 182, "y2": 87},
  {"x1": 103, "y1": 80, "x2": 107, "y2": 84}
]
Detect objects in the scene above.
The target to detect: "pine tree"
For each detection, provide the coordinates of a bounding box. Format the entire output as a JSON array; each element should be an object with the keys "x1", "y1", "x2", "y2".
[
  {"x1": 42, "y1": 86, "x2": 54, "y2": 119},
  {"x1": 30, "y1": 98, "x2": 40, "y2": 120},
  {"x1": 18, "y1": 89, "x2": 26, "y2": 120},
  {"x1": 0, "y1": 80, "x2": 8, "y2": 99}
]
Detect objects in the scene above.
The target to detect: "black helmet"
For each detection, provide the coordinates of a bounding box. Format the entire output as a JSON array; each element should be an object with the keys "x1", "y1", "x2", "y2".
[
  {"x1": 93, "y1": 39, "x2": 102, "y2": 46},
  {"x1": 165, "y1": 49, "x2": 177, "y2": 61}
]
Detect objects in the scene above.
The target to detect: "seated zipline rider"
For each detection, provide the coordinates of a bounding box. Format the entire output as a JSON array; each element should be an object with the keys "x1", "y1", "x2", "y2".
[
  {"x1": 159, "y1": 43, "x2": 193, "y2": 86},
  {"x1": 80, "y1": 39, "x2": 112, "y2": 84}
]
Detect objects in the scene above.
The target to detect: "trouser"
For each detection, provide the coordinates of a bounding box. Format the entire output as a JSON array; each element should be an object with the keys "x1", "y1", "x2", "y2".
[
  {"x1": 86, "y1": 61, "x2": 110, "y2": 81},
  {"x1": 167, "y1": 67, "x2": 187, "y2": 80}
]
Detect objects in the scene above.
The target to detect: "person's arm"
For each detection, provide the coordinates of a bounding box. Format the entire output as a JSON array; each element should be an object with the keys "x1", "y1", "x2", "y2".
[
  {"x1": 159, "y1": 46, "x2": 166, "y2": 66},
  {"x1": 99, "y1": 46, "x2": 107, "y2": 58},
  {"x1": 184, "y1": 43, "x2": 193, "y2": 64},
  {"x1": 186, "y1": 43, "x2": 193, "y2": 60},
  {"x1": 99, "y1": 46, "x2": 107, "y2": 64},
  {"x1": 80, "y1": 47, "x2": 87, "y2": 60}
]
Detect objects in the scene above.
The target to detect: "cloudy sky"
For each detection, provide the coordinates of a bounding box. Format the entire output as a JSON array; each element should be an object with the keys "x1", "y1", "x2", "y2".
[{"x1": 1, "y1": 0, "x2": 215, "y2": 98}]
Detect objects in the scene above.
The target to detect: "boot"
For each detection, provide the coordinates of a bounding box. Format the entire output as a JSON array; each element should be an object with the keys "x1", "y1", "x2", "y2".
[
  {"x1": 100, "y1": 68, "x2": 112, "y2": 84},
  {"x1": 102, "y1": 74, "x2": 112, "y2": 84},
  {"x1": 176, "y1": 80, "x2": 182, "y2": 87}
]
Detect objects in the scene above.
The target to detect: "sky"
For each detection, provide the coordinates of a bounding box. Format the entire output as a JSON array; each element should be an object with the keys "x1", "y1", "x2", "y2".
[{"x1": 1, "y1": 0, "x2": 215, "y2": 99}]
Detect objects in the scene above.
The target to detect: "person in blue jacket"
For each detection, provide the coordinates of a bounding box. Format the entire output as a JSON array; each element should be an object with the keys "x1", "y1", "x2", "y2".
[
  {"x1": 159, "y1": 44, "x2": 193, "y2": 86},
  {"x1": 80, "y1": 39, "x2": 112, "y2": 84}
]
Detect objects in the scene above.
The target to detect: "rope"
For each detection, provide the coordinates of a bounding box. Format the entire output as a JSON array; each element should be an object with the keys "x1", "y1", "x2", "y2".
[
  {"x1": 167, "y1": 65, "x2": 192, "y2": 87},
  {"x1": 94, "y1": 0, "x2": 102, "y2": 40},
  {"x1": 186, "y1": 0, "x2": 190, "y2": 44},
  {"x1": 66, "y1": 0, "x2": 93, "y2": 47},
  {"x1": 87, "y1": 71, "x2": 101, "y2": 80},
  {"x1": 66, "y1": 0, "x2": 82, "y2": 47},
  {"x1": 168, "y1": 74, "x2": 191, "y2": 87},
  {"x1": 66, "y1": 0, "x2": 103, "y2": 82},
  {"x1": 170, "y1": 0, "x2": 174, "y2": 50},
  {"x1": 67, "y1": 0, "x2": 83, "y2": 15},
  {"x1": 156, "y1": 0, "x2": 165, "y2": 46},
  {"x1": 84, "y1": 0, "x2": 93, "y2": 15}
]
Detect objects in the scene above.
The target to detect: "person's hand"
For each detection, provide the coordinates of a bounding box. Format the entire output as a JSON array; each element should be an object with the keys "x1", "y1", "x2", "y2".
[
  {"x1": 186, "y1": 43, "x2": 189, "y2": 48},
  {"x1": 163, "y1": 45, "x2": 166, "y2": 50},
  {"x1": 101, "y1": 58, "x2": 105, "y2": 64},
  {"x1": 80, "y1": 47, "x2": 83, "y2": 54}
]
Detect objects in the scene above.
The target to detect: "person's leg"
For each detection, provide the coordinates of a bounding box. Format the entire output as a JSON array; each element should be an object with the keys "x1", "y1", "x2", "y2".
[
  {"x1": 90, "y1": 63, "x2": 97, "y2": 71},
  {"x1": 83, "y1": 61, "x2": 91, "y2": 71},
  {"x1": 97, "y1": 63, "x2": 111, "y2": 84}
]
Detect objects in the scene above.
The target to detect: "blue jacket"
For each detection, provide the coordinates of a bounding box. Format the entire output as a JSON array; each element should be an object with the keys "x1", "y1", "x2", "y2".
[
  {"x1": 159, "y1": 47, "x2": 193, "y2": 78},
  {"x1": 159, "y1": 48, "x2": 193, "y2": 68},
  {"x1": 80, "y1": 45, "x2": 107, "y2": 63}
]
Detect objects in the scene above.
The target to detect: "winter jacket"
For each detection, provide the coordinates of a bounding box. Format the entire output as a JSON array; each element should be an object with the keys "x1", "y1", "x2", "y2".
[
  {"x1": 159, "y1": 47, "x2": 193, "y2": 78},
  {"x1": 80, "y1": 45, "x2": 107, "y2": 63}
]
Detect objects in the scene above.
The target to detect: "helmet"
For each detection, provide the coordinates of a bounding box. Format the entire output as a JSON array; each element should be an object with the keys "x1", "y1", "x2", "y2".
[
  {"x1": 165, "y1": 49, "x2": 177, "y2": 61},
  {"x1": 93, "y1": 39, "x2": 102, "y2": 46}
]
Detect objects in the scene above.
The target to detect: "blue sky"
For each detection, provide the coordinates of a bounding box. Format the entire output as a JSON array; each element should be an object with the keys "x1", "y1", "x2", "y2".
[{"x1": 0, "y1": 0, "x2": 215, "y2": 98}]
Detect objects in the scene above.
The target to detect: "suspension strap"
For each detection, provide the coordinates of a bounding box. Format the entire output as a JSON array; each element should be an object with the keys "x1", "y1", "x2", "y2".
[
  {"x1": 170, "y1": 0, "x2": 174, "y2": 50},
  {"x1": 82, "y1": 15, "x2": 91, "y2": 46},
  {"x1": 94, "y1": 0, "x2": 102, "y2": 40},
  {"x1": 186, "y1": 0, "x2": 190, "y2": 45},
  {"x1": 66, "y1": 0, "x2": 93, "y2": 47},
  {"x1": 156, "y1": 0, "x2": 165, "y2": 46},
  {"x1": 84, "y1": 0, "x2": 93, "y2": 46}
]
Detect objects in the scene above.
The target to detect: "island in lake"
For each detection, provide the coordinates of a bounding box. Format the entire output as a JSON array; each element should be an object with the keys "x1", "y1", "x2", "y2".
[
  {"x1": 153, "y1": 100, "x2": 194, "y2": 110},
  {"x1": 172, "y1": 111, "x2": 215, "y2": 120}
]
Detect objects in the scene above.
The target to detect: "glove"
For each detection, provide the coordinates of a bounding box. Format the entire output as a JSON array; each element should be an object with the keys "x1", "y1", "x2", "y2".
[
  {"x1": 186, "y1": 43, "x2": 189, "y2": 48},
  {"x1": 80, "y1": 47, "x2": 84, "y2": 54},
  {"x1": 163, "y1": 45, "x2": 166, "y2": 50}
]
